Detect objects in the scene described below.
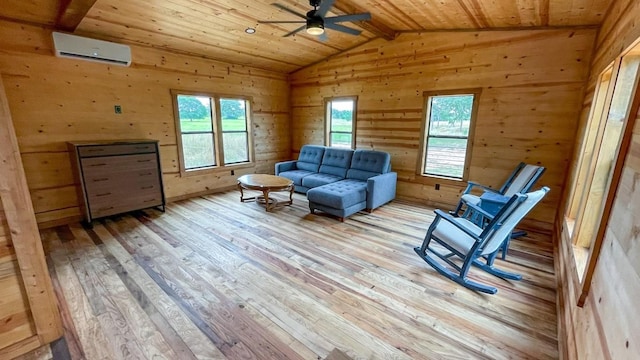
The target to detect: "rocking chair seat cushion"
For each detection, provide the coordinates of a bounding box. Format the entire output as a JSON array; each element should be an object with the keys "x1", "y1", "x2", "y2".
[{"x1": 432, "y1": 217, "x2": 482, "y2": 254}]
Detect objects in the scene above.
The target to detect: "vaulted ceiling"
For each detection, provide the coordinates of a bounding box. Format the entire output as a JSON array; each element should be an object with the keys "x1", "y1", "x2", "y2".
[{"x1": 1, "y1": 0, "x2": 610, "y2": 73}]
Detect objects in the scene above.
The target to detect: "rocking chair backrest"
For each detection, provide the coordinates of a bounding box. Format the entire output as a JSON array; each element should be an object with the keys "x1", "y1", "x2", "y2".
[
  {"x1": 479, "y1": 187, "x2": 550, "y2": 256},
  {"x1": 502, "y1": 164, "x2": 545, "y2": 197}
]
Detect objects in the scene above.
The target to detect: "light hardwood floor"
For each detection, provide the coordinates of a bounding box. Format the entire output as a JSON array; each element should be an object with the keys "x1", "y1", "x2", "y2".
[{"x1": 28, "y1": 191, "x2": 557, "y2": 359}]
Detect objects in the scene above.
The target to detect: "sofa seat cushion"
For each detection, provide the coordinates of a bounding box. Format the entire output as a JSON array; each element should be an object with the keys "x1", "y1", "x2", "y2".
[
  {"x1": 301, "y1": 172, "x2": 344, "y2": 188},
  {"x1": 307, "y1": 179, "x2": 367, "y2": 209},
  {"x1": 279, "y1": 170, "x2": 315, "y2": 186}
]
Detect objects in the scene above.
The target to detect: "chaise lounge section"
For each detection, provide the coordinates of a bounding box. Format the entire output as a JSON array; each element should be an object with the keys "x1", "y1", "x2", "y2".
[{"x1": 275, "y1": 145, "x2": 397, "y2": 221}]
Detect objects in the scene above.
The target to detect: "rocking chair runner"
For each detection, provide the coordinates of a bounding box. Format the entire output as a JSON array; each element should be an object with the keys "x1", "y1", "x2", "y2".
[{"x1": 414, "y1": 187, "x2": 549, "y2": 294}]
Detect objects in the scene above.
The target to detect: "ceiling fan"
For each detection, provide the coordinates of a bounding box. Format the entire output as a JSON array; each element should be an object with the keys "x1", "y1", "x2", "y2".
[{"x1": 258, "y1": 0, "x2": 371, "y2": 38}]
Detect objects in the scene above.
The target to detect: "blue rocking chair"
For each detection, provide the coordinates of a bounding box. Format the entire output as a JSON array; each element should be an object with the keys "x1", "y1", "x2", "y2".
[
  {"x1": 451, "y1": 162, "x2": 545, "y2": 259},
  {"x1": 452, "y1": 162, "x2": 545, "y2": 219},
  {"x1": 414, "y1": 187, "x2": 549, "y2": 294}
]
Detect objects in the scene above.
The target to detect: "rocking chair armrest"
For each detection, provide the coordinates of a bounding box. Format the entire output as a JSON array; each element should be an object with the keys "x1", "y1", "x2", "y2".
[
  {"x1": 433, "y1": 209, "x2": 482, "y2": 241},
  {"x1": 465, "y1": 202, "x2": 496, "y2": 221},
  {"x1": 464, "y1": 181, "x2": 502, "y2": 195}
]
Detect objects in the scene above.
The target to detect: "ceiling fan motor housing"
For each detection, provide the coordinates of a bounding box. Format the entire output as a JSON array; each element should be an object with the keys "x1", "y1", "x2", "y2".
[
  {"x1": 306, "y1": 10, "x2": 324, "y2": 28},
  {"x1": 309, "y1": 0, "x2": 322, "y2": 8}
]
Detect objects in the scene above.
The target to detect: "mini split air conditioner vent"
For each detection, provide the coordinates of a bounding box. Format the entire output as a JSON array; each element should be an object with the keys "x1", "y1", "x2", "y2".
[{"x1": 52, "y1": 32, "x2": 131, "y2": 67}]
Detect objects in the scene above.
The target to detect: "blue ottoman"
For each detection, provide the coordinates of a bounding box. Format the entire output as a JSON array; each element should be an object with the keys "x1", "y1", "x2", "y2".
[{"x1": 307, "y1": 179, "x2": 367, "y2": 221}]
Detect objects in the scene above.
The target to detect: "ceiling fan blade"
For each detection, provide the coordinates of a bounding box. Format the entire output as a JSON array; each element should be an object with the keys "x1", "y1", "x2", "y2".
[
  {"x1": 258, "y1": 20, "x2": 306, "y2": 24},
  {"x1": 325, "y1": 13, "x2": 372, "y2": 23},
  {"x1": 319, "y1": 32, "x2": 328, "y2": 42},
  {"x1": 283, "y1": 25, "x2": 306, "y2": 37},
  {"x1": 316, "y1": 0, "x2": 336, "y2": 17},
  {"x1": 272, "y1": 3, "x2": 308, "y2": 19},
  {"x1": 324, "y1": 22, "x2": 361, "y2": 36}
]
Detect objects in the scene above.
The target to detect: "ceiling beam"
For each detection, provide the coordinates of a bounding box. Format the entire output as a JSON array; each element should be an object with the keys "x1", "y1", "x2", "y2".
[
  {"x1": 332, "y1": 0, "x2": 397, "y2": 41},
  {"x1": 56, "y1": 0, "x2": 98, "y2": 31}
]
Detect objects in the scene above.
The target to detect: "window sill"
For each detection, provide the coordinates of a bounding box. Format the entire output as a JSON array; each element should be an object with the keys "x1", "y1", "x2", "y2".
[
  {"x1": 414, "y1": 173, "x2": 467, "y2": 187},
  {"x1": 181, "y1": 162, "x2": 254, "y2": 177}
]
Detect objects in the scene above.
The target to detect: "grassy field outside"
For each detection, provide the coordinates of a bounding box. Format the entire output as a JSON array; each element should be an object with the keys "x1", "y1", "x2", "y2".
[
  {"x1": 180, "y1": 117, "x2": 248, "y2": 168},
  {"x1": 424, "y1": 120, "x2": 470, "y2": 178}
]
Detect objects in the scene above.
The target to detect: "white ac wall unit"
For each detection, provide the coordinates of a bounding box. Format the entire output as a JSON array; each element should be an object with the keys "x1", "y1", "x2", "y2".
[{"x1": 52, "y1": 32, "x2": 131, "y2": 66}]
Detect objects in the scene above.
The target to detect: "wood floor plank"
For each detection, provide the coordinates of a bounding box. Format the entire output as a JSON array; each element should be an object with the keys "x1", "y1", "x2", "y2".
[
  {"x1": 40, "y1": 190, "x2": 559, "y2": 359},
  {"x1": 90, "y1": 223, "x2": 226, "y2": 360}
]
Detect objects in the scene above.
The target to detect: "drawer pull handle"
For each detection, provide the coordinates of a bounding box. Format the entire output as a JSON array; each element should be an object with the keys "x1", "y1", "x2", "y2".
[
  {"x1": 137, "y1": 159, "x2": 151, "y2": 163},
  {"x1": 87, "y1": 148, "x2": 104, "y2": 152},
  {"x1": 98, "y1": 206, "x2": 114, "y2": 211},
  {"x1": 135, "y1": 146, "x2": 149, "y2": 149},
  {"x1": 143, "y1": 199, "x2": 157, "y2": 203},
  {"x1": 89, "y1": 163, "x2": 107, "y2": 167},
  {"x1": 141, "y1": 186, "x2": 154, "y2": 190},
  {"x1": 93, "y1": 178, "x2": 109, "y2": 182},
  {"x1": 96, "y1": 192, "x2": 112, "y2": 197}
]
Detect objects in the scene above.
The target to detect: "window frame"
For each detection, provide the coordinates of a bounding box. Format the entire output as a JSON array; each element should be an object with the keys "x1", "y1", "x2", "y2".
[
  {"x1": 324, "y1": 96, "x2": 357, "y2": 149},
  {"x1": 563, "y1": 50, "x2": 640, "y2": 307},
  {"x1": 418, "y1": 88, "x2": 481, "y2": 181},
  {"x1": 171, "y1": 90, "x2": 254, "y2": 176}
]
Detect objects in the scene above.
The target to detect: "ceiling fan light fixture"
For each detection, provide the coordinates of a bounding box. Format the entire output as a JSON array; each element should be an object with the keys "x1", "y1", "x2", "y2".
[{"x1": 306, "y1": 23, "x2": 324, "y2": 35}]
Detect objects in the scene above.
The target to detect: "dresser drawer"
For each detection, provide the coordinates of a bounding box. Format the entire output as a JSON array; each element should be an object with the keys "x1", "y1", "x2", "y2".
[
  {"x1": 83, "y1": 168, "x2": 160, "y2": 194},
  {"x1": 90, "y1": 196, "x2": 163, "y2": 219},
  {"x1": 81, "y1": 154, "x2": 158, "y2": 176},
  {"x1": 78, "y1": 143, "x2": 156, "y2": 157},
  {"x1": 88, "y1": 186, "x2": 162, "y2": 215}
]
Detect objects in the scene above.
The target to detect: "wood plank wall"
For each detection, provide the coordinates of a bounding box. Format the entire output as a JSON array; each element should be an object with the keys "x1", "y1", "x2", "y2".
[
  {"x1": 0, "y1": 175, "x2": 37, "y2": 355},
  {"x1": 289, "y1": 29, "x2": 597, "y2": 232},
  {"x1": 0, "y1": 21, "x2": 291, "y2": 227},
  {"x1": 0, "y1": 75, "x2": 62, "y2": 358},
  {"x1": 555, "y1": 0, "x2": 640, "y2": 358}
]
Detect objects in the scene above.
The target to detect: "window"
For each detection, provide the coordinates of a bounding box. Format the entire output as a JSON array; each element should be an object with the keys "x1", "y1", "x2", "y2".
[
  {"x1": 325, "y1": 97, "x2": 356, "y2": 148},
  {"x1": 419, "y1": 89, "x2": 480, "y2": 179},
  {"x1": 172, "y1": 91, "x2": 252, "y2": 174},
  {"x1": 564, "y1": 46, "x2": 640, "y2": 304}
]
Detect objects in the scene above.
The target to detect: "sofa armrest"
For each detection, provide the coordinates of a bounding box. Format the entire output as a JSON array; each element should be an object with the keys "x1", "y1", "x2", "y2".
[
  {"x1": 275, "y1": 160, "x2": 297, "y2": 175},
  {"x1": 366, "y1": 172, "x2": 397, "y2": 210}
]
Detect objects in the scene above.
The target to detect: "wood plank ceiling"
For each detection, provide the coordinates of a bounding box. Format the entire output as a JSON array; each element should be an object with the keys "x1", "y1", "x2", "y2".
[{"x1": 0, "y1": 0, "x2": 610, "y2": 73}]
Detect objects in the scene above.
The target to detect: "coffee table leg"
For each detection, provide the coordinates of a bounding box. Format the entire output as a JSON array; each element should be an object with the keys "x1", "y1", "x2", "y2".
[
  {"x1": 238, "y1": 183, "x2": 243, "y2": 202},
  {"x1": 264, "y1": 189, "x2": 271, "y2": 212},
  {"x1": 288, "y1": 185, "x2": 294, "y2": 205}
]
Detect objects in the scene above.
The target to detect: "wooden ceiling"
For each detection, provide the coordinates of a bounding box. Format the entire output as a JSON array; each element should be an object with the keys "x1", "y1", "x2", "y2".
[{"x1": 1, "y1": 0, "x2": 610, "y2": 73}]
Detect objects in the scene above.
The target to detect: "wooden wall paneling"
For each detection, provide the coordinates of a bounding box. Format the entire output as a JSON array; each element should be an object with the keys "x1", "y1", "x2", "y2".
[
  {"x1": 0, "y1": 75, "x2": 62, "y2": 357},
  {"x1": 291, "y1": 29, "x2": 596, "y2": 232},
  {"x1": 0, "y1": 0, "x2": 59, "y2": 26},
  {"x1": 0, "y1": 20, "x2": 291, "y2": 226},
  {"x1": 590, "y1": 0, "x2": 640, "y2": 76},
  {"x1": 553, "y1": 0, "x2": 640, "y2": 358}
]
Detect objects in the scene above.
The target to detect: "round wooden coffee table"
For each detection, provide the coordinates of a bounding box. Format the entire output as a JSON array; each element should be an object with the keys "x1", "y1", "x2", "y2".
[{"x1": 237, "y1": 174, "x2": 294, "y2": 212}]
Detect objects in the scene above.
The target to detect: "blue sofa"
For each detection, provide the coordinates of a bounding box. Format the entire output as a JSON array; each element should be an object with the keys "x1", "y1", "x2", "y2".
[{"x1": 275, "y1": 145, "x2": 397, "y2": 221}]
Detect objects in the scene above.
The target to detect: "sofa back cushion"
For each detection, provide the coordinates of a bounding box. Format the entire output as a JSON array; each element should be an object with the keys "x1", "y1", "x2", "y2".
[
  {"x1": 319, "y1": 148, "x2": 354, "y2": 177},
  {"x1": 346, "y1": 149, "x2": 391, "y2": 181},
  {"x1": 296, "y1": 145, "x2": 325, "y2": 172}
]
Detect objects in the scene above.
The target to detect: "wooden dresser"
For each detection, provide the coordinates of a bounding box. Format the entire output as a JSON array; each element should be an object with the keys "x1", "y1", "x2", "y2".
[{"x1": 68, "y1": 140, "x2": 166, "y2": 224}]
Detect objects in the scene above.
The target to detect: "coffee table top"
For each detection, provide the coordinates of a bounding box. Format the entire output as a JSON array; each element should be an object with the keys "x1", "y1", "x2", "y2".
[{"x1": 237, "y1": 174, "x2": 293, "y2": 190}]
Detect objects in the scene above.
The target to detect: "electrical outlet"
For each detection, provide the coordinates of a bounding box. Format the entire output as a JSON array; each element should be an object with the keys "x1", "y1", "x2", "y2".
[
  {"x1": 114, "y1": 105, "x2": 122, "y2": 114},
  {"x1": 435, "y1": 184, "x2": 440, "y2": 190}
]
